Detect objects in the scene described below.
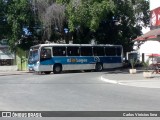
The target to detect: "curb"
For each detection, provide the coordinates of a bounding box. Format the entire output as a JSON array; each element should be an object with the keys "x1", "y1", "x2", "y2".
[
  {"x1": 100, "y1": 76, "x2": 119, "y2": 84},
  {"x1": 100, "y1": 75, "x2": 160, "y2": 88},
  {"x1": 0, "y1": 71, "x2": 29, "y2": 76}
]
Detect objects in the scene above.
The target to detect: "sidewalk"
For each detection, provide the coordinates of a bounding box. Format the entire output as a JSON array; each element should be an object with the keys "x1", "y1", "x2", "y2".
[
  {"x1": 0, "y1": 71, "x2": 29, "y2": 76},
  {"x1": 101, "y1": 69, "x2": 160, "y2": 88}
]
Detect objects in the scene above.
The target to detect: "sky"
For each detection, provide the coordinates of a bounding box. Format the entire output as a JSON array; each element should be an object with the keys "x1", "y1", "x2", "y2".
[{"x1": 150, "y1": 0, "x2": 160, "y2": 10}]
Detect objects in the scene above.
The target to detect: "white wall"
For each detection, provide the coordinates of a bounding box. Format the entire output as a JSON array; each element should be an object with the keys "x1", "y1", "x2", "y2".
[
  {"x1": 0, "y1": 66, "x2": 17, "y2": 71},
  {"x1": 136, "y1": 1, "x2": 160, "y2": 63},
  {"x1": 139, "y1": 41, "x2": 160, "y2": 62}
]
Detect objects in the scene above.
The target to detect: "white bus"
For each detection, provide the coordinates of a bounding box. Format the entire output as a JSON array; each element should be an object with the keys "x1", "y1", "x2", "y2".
[{"x1": 28, "y1": 44, "x2": 123, "y2": 74}]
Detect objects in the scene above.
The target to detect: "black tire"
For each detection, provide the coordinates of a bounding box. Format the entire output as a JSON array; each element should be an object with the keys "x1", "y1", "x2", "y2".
[
  {"x1": 44, "y1": 71, "x2": 51, "y2": 74},
  {"x1": 95, "y1": 63, "x2": 103, "y2": 72},
  {"x1": 53, "y1": 64, "x2": 62, "y2": 74}
]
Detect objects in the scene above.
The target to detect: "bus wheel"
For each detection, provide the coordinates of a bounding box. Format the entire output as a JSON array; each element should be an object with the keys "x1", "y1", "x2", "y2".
[
  {"x1": 44, "y1": 72, "x2": 51, "y2": 74},
  {"x1": 53, "y1": 64, "x2": 62, "y2": 74},
  {"x1": 95, "y1": 63, "x2": 103, "y2": 72}
]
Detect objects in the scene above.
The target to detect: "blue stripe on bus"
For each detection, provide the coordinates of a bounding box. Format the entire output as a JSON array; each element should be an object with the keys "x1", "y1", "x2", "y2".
[{"x1": 40, "y1": 56, "x2": 122, "y2": 65}]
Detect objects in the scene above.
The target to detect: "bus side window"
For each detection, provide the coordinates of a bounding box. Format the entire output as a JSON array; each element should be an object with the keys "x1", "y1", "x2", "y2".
[
  {"x1": 46, "y1": 49, "x2": 51, "y2": 58},
  {"x1": 63, "y1": 50, "x2": 66, "y2": 56},
  {"x1": 116, "y1": 47, "x2": 122, "y2": 56},
  {"x1": 80, "y1": 47, "x2": 92, "y2": 56},
  {"x1": 93, "y1": 47, "x2": 105, "y2": 56},
  {"x1": 41, "y1": 49, "x2": 51, "y2": 59},
  {"x1": 67, "y1": 47, "x2": 80, "y2": 56},
  {"x1": 53, "y1": 47, "x2": 66, "y2": 56},
  {"x1": 105, "y1": 47, "x2": 116, "y2": 56}
]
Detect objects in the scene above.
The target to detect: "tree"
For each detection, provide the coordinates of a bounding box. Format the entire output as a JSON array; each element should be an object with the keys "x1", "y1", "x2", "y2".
[
  {"x1": 132, "y1": 0, "x2": 150, "y2": 27},
  {"x1": 64, "y1": 0, "x2": 115, "y2": 31},
  {"x1": 94, "y1": 0, "x2": 140, "y2": 52},
  {"x1": 0, "y1": 0, "x2": 10, "y2": 40},
  {"x1": 57, "y1": 0, "x2": 116, "y2": 44},
  {"x1": 6, "y1": 0, "x2": 33, "y2": 50},
  {"x1": 107, "y1": 0, "x2": 150, "y2": 52},
  {"x1": 2, "y1": 0, "x2": 149, "y2": 53},
  {"x1": 32, "y1": 0, "x2": 65, "y2": 42},
  {"x1": 58, "y1": 0, "x2": 149, "y2": 53}
]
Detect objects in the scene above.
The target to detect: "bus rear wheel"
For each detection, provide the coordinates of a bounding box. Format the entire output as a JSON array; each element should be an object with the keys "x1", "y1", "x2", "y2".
[
  {"x1": 95, "y1": 63, "x2": 103, "y2": 72},
  {"x1": 53, "y1": 64, "x2": 62, "y2": 74}
]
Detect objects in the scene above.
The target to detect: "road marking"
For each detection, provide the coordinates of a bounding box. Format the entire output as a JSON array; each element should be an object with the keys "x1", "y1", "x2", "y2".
[
  {"x1": 101, "y1": 75, "x2": 160, "y2": 89},
  {"x1": 100, "y1": 76, "x2": 118, "y2": 84}
]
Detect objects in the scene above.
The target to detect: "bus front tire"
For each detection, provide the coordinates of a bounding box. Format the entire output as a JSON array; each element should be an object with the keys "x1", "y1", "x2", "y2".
[
  {"x1": 95, "y1": 63, "x2": 103, "y2": 72},
  {"x1": 53, "y1": 64, "x2": 62, "y2": 74}
]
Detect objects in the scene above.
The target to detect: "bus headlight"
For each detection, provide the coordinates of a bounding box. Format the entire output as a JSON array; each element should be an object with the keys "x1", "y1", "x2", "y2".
[{"x1": 36, "y1": 61, "x2": 40, "y2": 65}]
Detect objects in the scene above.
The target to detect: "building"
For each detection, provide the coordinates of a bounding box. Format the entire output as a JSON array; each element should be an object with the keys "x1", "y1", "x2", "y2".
[
  {"x1": 0, "y1": 39, "x2": 17, "y2": 71},
  {"x1": 134, "y1": 0, "x2": 160, "y2": 63}
]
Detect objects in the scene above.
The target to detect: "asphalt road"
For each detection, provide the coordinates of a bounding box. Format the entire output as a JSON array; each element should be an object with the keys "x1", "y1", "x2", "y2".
[
  {"x1": 0, "y1": 71, "x2": 160, "y2": 111},
  {"x1": 0, "y1": 71, "x2": 160, "y2": 120}
]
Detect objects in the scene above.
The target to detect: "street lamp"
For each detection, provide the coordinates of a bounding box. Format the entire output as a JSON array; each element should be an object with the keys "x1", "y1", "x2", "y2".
[{"x1": 64, "y1": 28, "x2": 69, "y2": 44}]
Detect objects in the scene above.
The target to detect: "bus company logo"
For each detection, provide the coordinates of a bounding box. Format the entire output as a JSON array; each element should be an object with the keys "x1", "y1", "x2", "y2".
[
  {"x1": 67, "y1": 58, "x2": 76, "y2": 63},
  {"x1": 94, "y1": 57, "x2": 100, "y2": 62},
  {"x1": 67, "y1": 58, "x2": 87, "y2": 63},
  {"x1": 71, "y1": 58, "x2": 77, "y2": 62},
  {"x1": 2, "y1": 112, "x2": 11, "y2": 117}
]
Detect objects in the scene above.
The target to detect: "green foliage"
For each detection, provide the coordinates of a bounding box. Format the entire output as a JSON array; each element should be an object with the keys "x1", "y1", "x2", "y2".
[
  {"x1": 142, "y1": 60, "x2": 150, "y2": 71},
  {"x1": 131, "y1": 0, "x2": 150, "y2": 27},
  {"x1": 96, "y1": 0, "x2": 144, "y2": 52},
  {"x1": 65, "y1": 0, "x2": 115, "y2": 31},
  {"x1": 56, "y1": 0, "x2": 70, "y2": 4},
  {"x1": 130, "y1": 59, "x2": 138, "y2": 69},
  {"x1": 0, "y1": 0, "x2": 10, "y2": 39},
  {"x1": 0, "y1": 0, "x2": 150, "y2": 53},
  {"x1": 6, "y1": 0, "x2": 33, "y2": 50},
  {"x1": 56, "y1": 0, "x2": 149, "y2": 53}
]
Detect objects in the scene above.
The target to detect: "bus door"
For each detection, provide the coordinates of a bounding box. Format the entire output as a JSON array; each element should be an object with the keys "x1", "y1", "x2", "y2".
[{"x1": 40, "y1": 47, "x2": 52, "y2": 64}]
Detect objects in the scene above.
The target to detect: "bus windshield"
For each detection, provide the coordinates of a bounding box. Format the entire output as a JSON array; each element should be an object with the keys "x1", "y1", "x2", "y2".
[{"x1": 28, "y1": 50, "x2": 39, "y2": 64}]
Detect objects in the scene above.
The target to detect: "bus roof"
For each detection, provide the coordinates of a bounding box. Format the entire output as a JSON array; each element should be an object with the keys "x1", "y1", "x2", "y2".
[{"x1": 31, "y1": 43, "x2": 122, "y2": 48}]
